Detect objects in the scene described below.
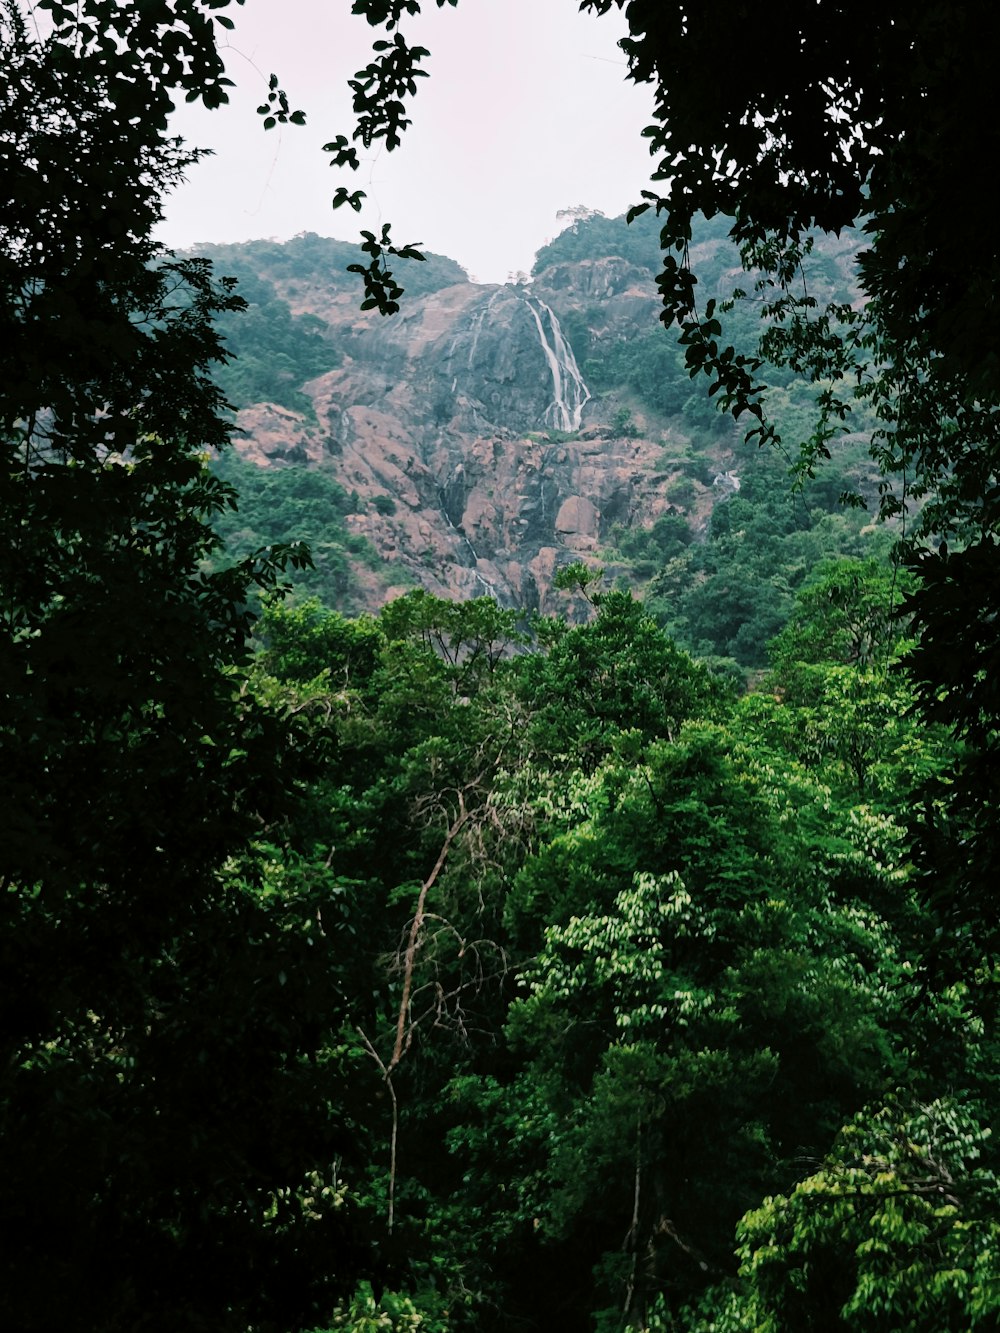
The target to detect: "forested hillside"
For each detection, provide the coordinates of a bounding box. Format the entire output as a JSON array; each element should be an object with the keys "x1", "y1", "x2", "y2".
[
  {"x1": 4, "y1": 2, "x2": 1000, "y2": 1332},
  {"x1": 204, "y1": 212, "x2": 884, "y2": 673}
]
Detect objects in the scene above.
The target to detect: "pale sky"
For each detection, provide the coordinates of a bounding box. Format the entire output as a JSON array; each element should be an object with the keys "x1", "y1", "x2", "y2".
[{"x1": 158, "y1": 0, "x2": 657, "y2": 283}]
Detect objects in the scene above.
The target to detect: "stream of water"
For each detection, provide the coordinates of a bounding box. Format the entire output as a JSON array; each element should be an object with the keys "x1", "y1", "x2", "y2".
[{"x1": 523, "y1": 295, "x2": 591, "y2": 432}]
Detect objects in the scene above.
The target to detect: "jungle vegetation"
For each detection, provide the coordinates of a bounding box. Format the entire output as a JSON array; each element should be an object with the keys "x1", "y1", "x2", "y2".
[{"x1": 3, "y1": 2, "x2": 1000, "y2": 1330}]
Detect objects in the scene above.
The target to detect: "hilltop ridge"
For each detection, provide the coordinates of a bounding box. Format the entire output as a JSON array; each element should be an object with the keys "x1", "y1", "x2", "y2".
[{"x1": 205, "y1": 214, "x2": 882, "y2": 663}]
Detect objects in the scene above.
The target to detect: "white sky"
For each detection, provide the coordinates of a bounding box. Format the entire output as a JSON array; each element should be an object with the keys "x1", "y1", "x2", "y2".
[{"x1": 157, "y1": 0, "x2": 657, "y2": 283}]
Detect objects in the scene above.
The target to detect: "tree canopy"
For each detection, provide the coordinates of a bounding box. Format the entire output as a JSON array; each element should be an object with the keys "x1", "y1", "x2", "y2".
[
  {"x1": 0, "y1": 4, "x2": 360, "y2": 1328},
  {"x1": 5, "y1": 1, "x2": 1000, "y2": 1330}
]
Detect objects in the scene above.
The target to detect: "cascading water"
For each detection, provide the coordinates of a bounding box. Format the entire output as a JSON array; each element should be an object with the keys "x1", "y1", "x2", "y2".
[
  {"x1": 523, "y1": 295, "x2": 591, "y2": 432},
  {"x1": 458, "y1": 288, "x2": 590, "y2": 434},
  {"x1": 466, "y1": 290, "x2": 502, "y2": 370}
]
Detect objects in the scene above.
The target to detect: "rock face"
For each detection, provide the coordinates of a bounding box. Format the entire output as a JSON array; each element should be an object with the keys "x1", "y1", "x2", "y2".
[{"x1": 234, "y1": 252, "x2": 707, "y2": 614}]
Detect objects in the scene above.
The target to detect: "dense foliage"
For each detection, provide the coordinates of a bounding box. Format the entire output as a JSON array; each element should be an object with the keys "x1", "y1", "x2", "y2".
[
  {"x1": 209, "y1": 451, "x2": 402, "y2": 612},
  {"x1": 239, "y1": 578, "x2": 979, "y2": 1331},
  {"x1": 0, "y1": 5, "x2": 364, "y2": 1328},
  {"x1": 5, "y1": 0, "x2": 1000, "y2": 1330}
]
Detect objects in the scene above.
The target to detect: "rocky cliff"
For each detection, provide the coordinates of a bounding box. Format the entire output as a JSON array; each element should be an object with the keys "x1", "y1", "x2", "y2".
[
  {"x1": 201, "y1": 217, "x2": 757, "y2": 613},
  {"x1": 221, "y1": 235, "x2": 742, "y2": 614},
  {"x1": 205, "y1": 215, "x2": 874, "y2": 615}
]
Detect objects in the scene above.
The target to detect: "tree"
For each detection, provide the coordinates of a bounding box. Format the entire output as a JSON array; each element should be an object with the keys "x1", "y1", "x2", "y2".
[
  {"x1": 517, "y1": 587, "x2": 723, "y2": 772},
  {"x1": 572, "y1": 1, "x2": 1000, "y2": 959},
  {"x1": 0, "y1": 5, "x2": 381, "y2": 1328},
  {"x1": 686, "y1": 1099, "x2": 1000, "y2": 1332},
  {"x1": 449, "y1": 722, "x2": 914, "y2": 1326},
  {"x1": 754, "y1": 561, "x2": 941, "y2": 800},
  {"x1": 302, "y1": 9, "x2": 1000, "y2": 1323}
]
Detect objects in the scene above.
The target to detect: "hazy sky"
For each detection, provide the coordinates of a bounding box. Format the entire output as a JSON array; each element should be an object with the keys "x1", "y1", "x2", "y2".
[{"x1": 158, "y1": 0, "x2": 657, "y2": 282}]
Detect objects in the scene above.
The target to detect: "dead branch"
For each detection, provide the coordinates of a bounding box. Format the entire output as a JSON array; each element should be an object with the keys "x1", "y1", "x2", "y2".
[
  {"x1": 356, "y1": 1025, "x2": 399, "y2": 1232},
  {"x1": 388, "y1": 793, "x2": 471, "y2": 1073}
]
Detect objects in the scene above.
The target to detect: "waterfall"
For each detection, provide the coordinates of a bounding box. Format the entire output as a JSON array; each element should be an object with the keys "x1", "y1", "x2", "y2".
[
  {"x1": 466, "y1": 290, "x2": 502, "y2": 370},
  {"x1": 522, "y1": 295, "x2": 591, "y2": 432}
]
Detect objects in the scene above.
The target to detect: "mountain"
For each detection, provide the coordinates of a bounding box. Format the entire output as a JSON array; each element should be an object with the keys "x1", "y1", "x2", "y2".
[{"x1": 200, "y1": 215, "x2": 882, "y2": 658}]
